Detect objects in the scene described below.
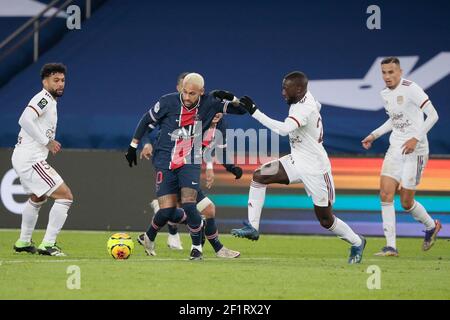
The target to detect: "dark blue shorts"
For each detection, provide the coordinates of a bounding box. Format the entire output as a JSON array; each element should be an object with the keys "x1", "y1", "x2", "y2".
[{"x1": 155, "y1": 165, "x2": 201, "y2": 197}]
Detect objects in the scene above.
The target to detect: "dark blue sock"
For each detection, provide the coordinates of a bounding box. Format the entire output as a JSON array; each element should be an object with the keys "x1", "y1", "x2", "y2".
[
  {"x1": 205, "y1": 218, "x2": 223, "y2": 252},
  {"x1": 168, "y1": 223, "x2": 178, "y2": 235},
  {"x1": 181, "y1": 202, "x2": 202, "y2": 246},
  {"x1": 146, "y1": 207, "x2": 173, "y2": 241}
]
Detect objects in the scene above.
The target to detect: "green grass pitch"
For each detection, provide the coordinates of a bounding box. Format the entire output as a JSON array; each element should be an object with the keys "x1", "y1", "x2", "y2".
[{"x1": 0, "y1": 229, "x2": 449, "y2": 299}]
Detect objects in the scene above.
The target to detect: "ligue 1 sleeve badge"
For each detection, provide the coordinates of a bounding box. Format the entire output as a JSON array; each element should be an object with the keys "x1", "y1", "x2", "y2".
[{"x1": 37, "y1": 98, "x2": 48, "y2": 109}]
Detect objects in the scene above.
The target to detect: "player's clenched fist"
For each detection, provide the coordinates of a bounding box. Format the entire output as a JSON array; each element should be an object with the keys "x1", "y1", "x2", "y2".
[
  {"x1": 212, "y1": 90, "x2": 235, "y2": 101},
  {"x1": 239, "y1": 96, "x2": 258, "y2": 115},
  {"x1": 46, "y1": 139, "x2": 61, "y2": 155},
  {"x1": 361, "y1": 134, "x2": 375, "y2": 150},
  {"x1": 125, "y1": 145, "x2": 137, "y2": 167}
]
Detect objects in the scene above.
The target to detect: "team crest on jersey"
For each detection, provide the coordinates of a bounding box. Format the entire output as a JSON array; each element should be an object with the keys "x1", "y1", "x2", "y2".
[
  {"x1": 37, "y1": 98, "x2": 48, "y2": 109},
  {"x1": 397, "y1": 96, "x2": 404, "y2": 105}
]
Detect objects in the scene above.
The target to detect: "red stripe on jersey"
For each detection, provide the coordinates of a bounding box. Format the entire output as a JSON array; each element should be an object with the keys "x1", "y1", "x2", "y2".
[
  {"x1": 180, "y1": 106, "x2": 197, "y2": 127},
  {"x1": 202, "y1": 125, "x2": 217, "y2": 147},
  {"x1": 28, "y1": 105, "x2": 40, "y2": 117},
  {"x1": 420, "y1": 99, "x2": 430, "y2": 109},
  {"x1": 288, "y1": 116, "x2": 301, "y2": 127},
  {"x1": 169, "y1": 105, "x2": 199, "y2": 170}
]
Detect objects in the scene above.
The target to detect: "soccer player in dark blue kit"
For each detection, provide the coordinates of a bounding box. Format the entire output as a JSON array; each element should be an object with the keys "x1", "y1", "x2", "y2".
[
  {"x1": 139, "y1": 111, "x2": 243, "y2": 258},
  {"x1": 125, "y1": 73, "x2": 245, "y2": 260}
]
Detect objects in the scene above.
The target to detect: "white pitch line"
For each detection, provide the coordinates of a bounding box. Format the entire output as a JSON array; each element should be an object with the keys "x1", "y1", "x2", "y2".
[{"x1": 0, "y1": 257, "x2": 277, "y2": 264}]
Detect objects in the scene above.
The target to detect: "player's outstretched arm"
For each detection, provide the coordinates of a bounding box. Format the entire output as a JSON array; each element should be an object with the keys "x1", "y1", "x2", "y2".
[
  {"x1": 239, "y1": 96, "x2": 297, "y2": 136},
  {"x1": 212, "y1": 90, "x2": 240, "y2": 105},
  {"x1": 212, "y1": 90, "x2": 247, "y2": 114},
  {"x1": 362, "y1": 119, "x2": 393, "y2": 150}
]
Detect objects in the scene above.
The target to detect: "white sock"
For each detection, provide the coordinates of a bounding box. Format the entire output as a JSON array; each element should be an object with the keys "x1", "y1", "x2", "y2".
[
  {"x1": 381, "y1": 201, "x2": 396, "y2": 248},
  {"x1": 248, "y1": 180, "x2": 267, "y2": 230},
  {"x1": 152, "y1": 200, "x2": 160, "y2": 213},
  {"x1": 42, "y1": 199, "x2": 72, "y2": 245},
  {"x1": 407, "y1": 201, "x2": 435, "y2": 231},
  {"x1": 328, "y1": 216, "x2": 362, "y2": 246},
  {"x1": 19, "y1": 199, "x2": 46, "y2": 242},
  {"x1": 191, "y1": 244, "x2": 202, "y2": 252}
]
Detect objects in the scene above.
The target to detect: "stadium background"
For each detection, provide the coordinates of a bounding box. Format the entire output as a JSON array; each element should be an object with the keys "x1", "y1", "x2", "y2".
[{"x1": 1, "y1": 0, "x2": 449, "y2": 237}]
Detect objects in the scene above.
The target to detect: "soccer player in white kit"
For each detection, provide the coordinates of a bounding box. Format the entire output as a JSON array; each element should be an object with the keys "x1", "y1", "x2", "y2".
[
  {"x1": 231, "y1": 71, "x2": 366, "y2": 264},
  {"x1": 362, "y1": 57, "x2": 441, "y2": 257},
  {"x1": 12, "y1": 63, "x2": 73, "y2": 256}
]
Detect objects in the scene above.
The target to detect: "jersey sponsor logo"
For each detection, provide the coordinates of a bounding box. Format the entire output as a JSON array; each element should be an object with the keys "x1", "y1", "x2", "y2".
[
  {"x1": 390, "y1": 112, "x2": 412, "y2": 132},
  {"x1": 309, "y1": 52, "x2": 450, "y2": 111},
  {"x1": 289, "y1": 135, "x2": 302, "y2": 145},
  {"x1": 37, "y1": 98, "x2": 48, "y2": 109}
]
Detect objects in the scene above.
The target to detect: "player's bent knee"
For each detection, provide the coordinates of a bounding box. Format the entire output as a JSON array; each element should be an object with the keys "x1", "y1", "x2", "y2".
[
  {"x1": 252, "y1": 170, "x2": 264, "y2": 183},
  {"x1": 201, "y1": 203, "x2": 215, "y2": 218},
  {"x1": 31, "y1": 194, "x2": 46, "y2": 202},
  {"x1": 319, "y1": 217, "x2": 333, "y2": 229},
  {"x1": 401, "y1": 199, "x2": 414, "y2": 211},
  {"x1": 379, "y1": 190, "x2": 394, "y2": 203},
  {"x1": 65, "y1": 188, "x2": 74, "y2": 201}
]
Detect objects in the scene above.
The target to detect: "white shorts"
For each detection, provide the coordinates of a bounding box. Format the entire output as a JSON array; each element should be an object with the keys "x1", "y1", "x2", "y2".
[
  {"x1": 381, "y1": 148, "x2": 428, "y2": 190},
  {"x1": 278, "y1": 154, "x2": 335, "y2": 207},
  {"x1": 12, "y1": 157, "x2": 64, "y2": 198}
]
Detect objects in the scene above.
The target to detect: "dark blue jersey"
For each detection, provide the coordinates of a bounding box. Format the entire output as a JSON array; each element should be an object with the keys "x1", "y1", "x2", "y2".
[{"x1": 133, "y1": 91, "x2": 245, "y2": 169}]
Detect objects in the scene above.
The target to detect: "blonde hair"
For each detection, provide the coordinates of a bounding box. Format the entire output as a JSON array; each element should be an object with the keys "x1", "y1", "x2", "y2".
[{"x1": 183, "y1": 73, "x2": 205, "y2": 89}]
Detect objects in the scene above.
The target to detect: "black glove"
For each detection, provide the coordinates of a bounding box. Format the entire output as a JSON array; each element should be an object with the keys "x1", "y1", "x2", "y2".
[
  {"x1": 226, "y1": 165, "x2": 243, "y2": 179},
  {"x1": 125, "y1": 145, "x2": 137, "y2": 167},
  {"x1": 239, "y1": 95, "x2": 258, "y2": 115},
  {"x1": 212, "y1": 90, "x2": 235, "y2": 101}
]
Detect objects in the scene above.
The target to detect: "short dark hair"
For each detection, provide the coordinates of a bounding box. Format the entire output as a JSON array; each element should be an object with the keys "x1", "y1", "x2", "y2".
[
  {"x1": 284, "y1": 71, "x2": 308, "y2": 88},
  {"x1": 381, "y1": 57, "x2": 400, "y2": 66},
  {"x1": 177, "y1": 72, "x2": 190, "y2": 85},
  {"x1": 40, "y1": 63, "x2": 67, "y2": 79}
]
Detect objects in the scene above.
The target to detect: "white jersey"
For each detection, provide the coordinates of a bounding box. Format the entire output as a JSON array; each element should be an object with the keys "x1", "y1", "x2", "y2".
[
  {"x1": 380, "y1": 78, "x2": 430, "y2": 154},
  {"x1": 287, "y1": 91, "x2": 331, "y2": 174},
  {"x1": 14, "y1": 89, "x2": 58, "y2": 162}
]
